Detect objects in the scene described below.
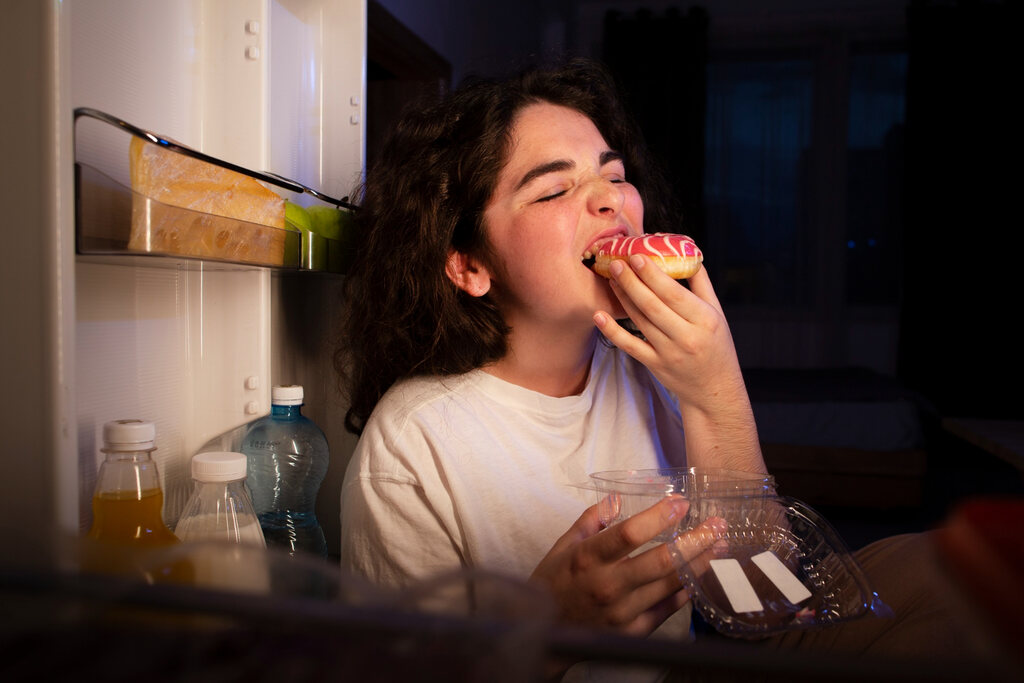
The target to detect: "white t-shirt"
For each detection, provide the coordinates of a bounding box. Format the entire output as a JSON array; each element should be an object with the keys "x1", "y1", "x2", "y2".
[{"x1": 340, "y1": 341, "x2": 688, "y2": 584}]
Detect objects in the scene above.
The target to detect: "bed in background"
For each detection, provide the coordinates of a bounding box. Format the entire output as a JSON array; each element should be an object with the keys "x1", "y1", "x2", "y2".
[{"x1": 744, "y1": 367, "x2": 932, "y2": 509}]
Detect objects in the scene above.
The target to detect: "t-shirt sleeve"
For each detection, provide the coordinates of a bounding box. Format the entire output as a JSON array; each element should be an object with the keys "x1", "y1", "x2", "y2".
[{"x1": 339, "y1": 413, "x2": 466, "y2": 589}]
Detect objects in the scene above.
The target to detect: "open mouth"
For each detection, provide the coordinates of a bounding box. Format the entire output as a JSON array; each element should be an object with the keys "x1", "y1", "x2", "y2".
[{"x1": 581, "y1": 235, "x2": 616, "y2": 272}]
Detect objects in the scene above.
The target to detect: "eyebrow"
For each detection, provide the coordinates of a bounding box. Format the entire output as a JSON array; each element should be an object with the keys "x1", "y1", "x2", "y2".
[{"x1": 513, "y1": 150, "x2": 624, "y2": 192}]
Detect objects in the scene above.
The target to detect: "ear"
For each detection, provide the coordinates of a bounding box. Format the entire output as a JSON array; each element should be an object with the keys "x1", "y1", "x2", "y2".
[{"x1": 445, "y1": 249, "x2": 492, "y2": 297}]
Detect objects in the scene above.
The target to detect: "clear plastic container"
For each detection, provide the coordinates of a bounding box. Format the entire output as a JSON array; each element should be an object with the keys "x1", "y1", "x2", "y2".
[
  {"x1": 74, "y1": 108, "x2": 358, "y2": 272},
  {"x1": 587, "y1": 467, "x2": 776, "y2": 540},
  {"x1": 585, "y1": 467, "x2": 879, "y2": 638},
  {"x1": 669, "y1": 495, "x2": 878, "y2": 639},
  {"x1": 241, "y1": 385, "x2": 329, "y2": 557}
]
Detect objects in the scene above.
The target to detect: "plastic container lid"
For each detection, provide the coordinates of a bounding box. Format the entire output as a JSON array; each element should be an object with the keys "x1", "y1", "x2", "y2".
[
  {"x1": 102, "y1": 419, "x2": 156, "y2": 451},
  {"x1": 191, "y1": 451, "x2": 248, "y2": 482},
  {"x1": 669, "y1": 495, "x2": 878, "y2": 639},
  {"x1": 271, "y1": 384, "x2": 304, "y2": 405}
]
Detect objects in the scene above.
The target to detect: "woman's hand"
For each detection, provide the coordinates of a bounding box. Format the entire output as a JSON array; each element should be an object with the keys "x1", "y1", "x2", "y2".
[
  {"x1": 528, "y1": 496, "x2": 723, "y2": 636},
  {"x1": 594, "y1": 255, "x2": 765, "y2": 472}
]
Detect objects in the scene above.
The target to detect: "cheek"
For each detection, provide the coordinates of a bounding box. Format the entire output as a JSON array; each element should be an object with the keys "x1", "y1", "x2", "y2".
[
  {"x1": 480, "y1": 216, "x2": 547, "y2": 288},
  {"x1": 623, "y1": 188, "x2": 645, "y2": 228},
  {"x1": 500, "y1": 209, "x2": 570, "y2": 257}
]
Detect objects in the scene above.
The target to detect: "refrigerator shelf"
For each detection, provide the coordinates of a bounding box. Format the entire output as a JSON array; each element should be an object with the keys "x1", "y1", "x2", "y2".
[{"x1": 73, "y1": 108, "x2": 356, "y2": 273}]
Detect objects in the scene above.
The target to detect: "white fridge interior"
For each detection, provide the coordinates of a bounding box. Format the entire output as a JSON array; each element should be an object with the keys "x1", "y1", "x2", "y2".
[{"x1": 8, "y1": 0, "x2": 366, "y2": 557}]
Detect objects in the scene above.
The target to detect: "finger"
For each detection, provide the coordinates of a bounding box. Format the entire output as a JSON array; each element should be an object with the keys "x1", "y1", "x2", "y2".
[
  {"x1": 622, "y1": 587, "x2": 693, "y2": 637},
  {"x1": 547, "y1": 502, "x2": 613, "y2": 556},
  {"x1": 590, "y1": 496, "x2": 689, "y2": 563},
  {"x1": 610, "y1": 525, "x2": 690, "y2": 589},
  {"x1": 588, "y1": 544, "x2": 689, "y2": 631},
  {"x1": 609, "y1": 256, "x2": 708, "y2": 345},
  {"x1": 685, "y1": 265, "x2": 725, "y2": 316},
  {"x1": 607, "y1": 282, "x2": 670, "y2": 356},
  {"x1": 593, "y1": 314, "x2": 663, "y2": 386},
  {"x1": 609, "y1": 540, "x2": 691, "y2": 609},
  {"x1": 600, "y1": 282, "x2": 677, "y2": 365},
  {"x1": 620, "y1": 254, "x2": 722, "y2": 320},
  {"x1": 677, "y1": 536, "x2": 729, "y2": 583},
  {"x1": 670, "y1": 515, "x2": 728, "y2": 564},
  {"x1": 596, "y1": 493, "x2": 621, "y2": 529},
  {"x1": 609, "y1": 256, "x2": 693, "y2": 326},
  {"x1": 593, "y1": 311, "x2": 649, "y2": 358},
  {"x1": 626, "y1": 254, "x2": 697, "y2": 307}
]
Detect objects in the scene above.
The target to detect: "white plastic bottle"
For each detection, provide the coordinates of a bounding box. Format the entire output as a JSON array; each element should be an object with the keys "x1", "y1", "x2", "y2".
[
  {"x1": 175, "y1": 451, "x2": 266, "y2": 546},
  {"x1": 175, "y1": 451, "x2": 269, "y2": 593}
]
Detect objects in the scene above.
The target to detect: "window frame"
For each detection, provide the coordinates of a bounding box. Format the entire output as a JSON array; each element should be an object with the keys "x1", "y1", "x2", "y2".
[{"x1": 704, "y1": 28, "x2": 907, "y2": 370}]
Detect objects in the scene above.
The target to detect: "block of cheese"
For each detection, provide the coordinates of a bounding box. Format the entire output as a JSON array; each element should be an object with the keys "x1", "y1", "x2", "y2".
[{"x1": 127, "y1": 136, "x2": 291, "y2": 266}]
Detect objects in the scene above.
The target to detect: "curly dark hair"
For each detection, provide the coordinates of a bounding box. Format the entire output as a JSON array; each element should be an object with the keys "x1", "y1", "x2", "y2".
[{"x1": 336, "y1": 58, "x2": 677, "y2": 435}]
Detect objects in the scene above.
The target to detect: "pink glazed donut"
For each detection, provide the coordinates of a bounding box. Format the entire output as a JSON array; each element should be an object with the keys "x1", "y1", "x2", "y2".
[{"x1": 589, "y1": 233, "x2": 704, "y2": 279}]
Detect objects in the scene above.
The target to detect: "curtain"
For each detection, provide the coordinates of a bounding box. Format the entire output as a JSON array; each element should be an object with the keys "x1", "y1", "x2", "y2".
[
  {"x1": 602, "y1": 7, "x2": 709, "y2": 245},
  {"x1": 703, "y1": 58, "x2": 814, "y2": 307},
  {"x1": 899, "y1": 0, "x2": 1020, "y2": 418}
]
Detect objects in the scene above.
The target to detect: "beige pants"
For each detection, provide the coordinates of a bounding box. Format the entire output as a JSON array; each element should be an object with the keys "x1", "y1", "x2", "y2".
[
  {"x1": 570, "y1": 533, "x2": 1018, "y2": 682},
  {"x1": 763, "y1": 532, "x2": 1009, "y2": 664}
]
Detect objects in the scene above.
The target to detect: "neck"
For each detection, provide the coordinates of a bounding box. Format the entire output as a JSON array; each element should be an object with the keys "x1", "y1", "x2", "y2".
[{"x1": 485, "y1": 327, "x2": 598, "y2": 397}]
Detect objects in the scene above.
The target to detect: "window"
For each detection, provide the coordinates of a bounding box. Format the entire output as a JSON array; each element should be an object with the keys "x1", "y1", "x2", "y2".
[
  {"x1": 845, "y1": 50, "x2": 907, "y2": 306},
  {"x1": 703, "y1": 45, "x2": 906, "y2": 311},
  {"x1": 704, "y1": 58, "x2": 815, "y2": 307}
]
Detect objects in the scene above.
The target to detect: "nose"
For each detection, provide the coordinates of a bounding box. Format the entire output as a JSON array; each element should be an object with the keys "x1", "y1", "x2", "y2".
[{"x1": 586, "y1": 177, "x2": 625, "y2": 217}]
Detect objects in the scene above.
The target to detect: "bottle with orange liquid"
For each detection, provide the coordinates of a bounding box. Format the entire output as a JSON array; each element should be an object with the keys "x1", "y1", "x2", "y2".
[{"x1": 84, "y1": 419, "x2": 189, "y2": 582}]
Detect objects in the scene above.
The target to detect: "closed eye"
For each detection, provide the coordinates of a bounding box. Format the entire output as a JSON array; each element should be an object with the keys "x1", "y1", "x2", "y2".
[{"x1": 535, "y1": 190, "x2": 568, "y2": 203}]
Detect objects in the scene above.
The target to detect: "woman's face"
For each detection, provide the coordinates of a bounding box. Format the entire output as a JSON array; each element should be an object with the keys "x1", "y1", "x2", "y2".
[{"x1": 480, "y1": 102, "x2": 644, "y2": 336}]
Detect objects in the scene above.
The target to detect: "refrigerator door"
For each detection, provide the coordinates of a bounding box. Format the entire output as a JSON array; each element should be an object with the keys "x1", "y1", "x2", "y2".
[{"x1": 68, "y1": 0, "x2": 365, "y2": 531}]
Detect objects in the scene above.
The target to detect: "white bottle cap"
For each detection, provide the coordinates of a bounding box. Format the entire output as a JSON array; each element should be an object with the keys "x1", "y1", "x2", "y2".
[
  {"x1": 191, "y1": 451, "x2": 247, "y2": 482},
  {"x1": 271, "y1": 384, "x2": 304, "y2": 405},
  {"x1": 102, "y1": 419, "x2": 156, "y2": 451}
]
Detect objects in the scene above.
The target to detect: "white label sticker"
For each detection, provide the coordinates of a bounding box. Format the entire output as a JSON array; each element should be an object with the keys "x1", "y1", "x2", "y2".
[
  {"x1": 751, "y1": 551, "x2": 812, "y2": 604},
  {"x1": 710, "y1": 558, "x2": 764, "y2": 613}
]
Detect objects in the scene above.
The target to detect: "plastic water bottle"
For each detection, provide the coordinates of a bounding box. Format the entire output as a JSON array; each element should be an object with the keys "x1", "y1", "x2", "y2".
[
  {"x1": 241, "y1": 385, "x2": 329, "y2": 557},
  {"x1": 175, "y1": 451, "x2": 266, "y2": 547},
  {"x1": 175, "y1": 451, "x2": 269, "y2": 594}
]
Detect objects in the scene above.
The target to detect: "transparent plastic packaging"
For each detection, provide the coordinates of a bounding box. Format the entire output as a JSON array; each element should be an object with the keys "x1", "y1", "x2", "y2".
[
  {"x1": 585, "y1": 467, "x2": 881, "y2": 638},
  {"x1": 241, "y1": 385, "x2": 329, "y2": 557},
  {"x1": 73, "y1": 108, "x2": 356, "y2": 272},
  {"x1": 588, "y1": 467, "x2": 776, "y2": 541},
  {"x1": 670, "y1": 494, "x2": 878, "y2": 638}
]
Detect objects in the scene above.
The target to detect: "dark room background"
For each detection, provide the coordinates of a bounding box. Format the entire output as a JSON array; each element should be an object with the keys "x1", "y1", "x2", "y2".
[{"x1": 370, "y1": 0, "x2": 1020, "y2": 424}]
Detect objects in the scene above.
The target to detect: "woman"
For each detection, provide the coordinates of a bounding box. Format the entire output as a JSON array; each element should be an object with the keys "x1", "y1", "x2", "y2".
[
  {"x1": 337, "y1": 57, "x2": 757, "y2": 636},
  {"x1": 336, "y1": 58, "x2": 989, "y2": 665}
]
